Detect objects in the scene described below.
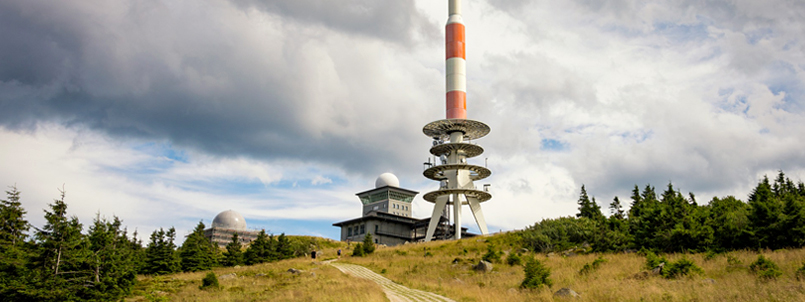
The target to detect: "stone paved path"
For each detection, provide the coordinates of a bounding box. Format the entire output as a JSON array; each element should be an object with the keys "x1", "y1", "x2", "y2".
[{"x1": 328, "y1": 261, "x2": 455, "y2": 302}]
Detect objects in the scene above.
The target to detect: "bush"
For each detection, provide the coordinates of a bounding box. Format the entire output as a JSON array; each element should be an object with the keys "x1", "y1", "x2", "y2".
[
  {"x1": 352, "y1": 243, "x2": 365, "y2": 257},
  {"x1": 482, "y1": 244, "x2": 502, "y2": 263},
  {"x1": 579, "y1": 256, "x2": 607, "y2": 275},
  {"x1": 520, "y1": 217, "x2": 597, "y2": 253},
  {"x1": 704, "y1": 250, "x2": 720, "y2": 261},
  {"x1": 796, "y1": 262, "x2": 805, "y2": 281},
  {"x1": 362, "y1": 233, "x2": 376, "y2": 254},
  {"x1": 749, "y1": 255, "x2": 782, "y2": 281},
  {"x1": 200, "y1": 272, "x2": 219, "y2": 290},
  {"x1": 520, "y1": 257, "x2": 552, "y2": 289},
  {"x1": 644, "y1": 251, "x2": 667, "y2": 270},
  {"x1": 506, "y1": 252, "x2": 523, "y2": 266},
  {"x1": 662, "y1": 257, "x2": 703, "y2": 279}
]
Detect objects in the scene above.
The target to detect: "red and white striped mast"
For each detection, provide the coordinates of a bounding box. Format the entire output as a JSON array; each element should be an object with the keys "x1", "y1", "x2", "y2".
[
  {"x1": 422, "y1": 0, "x2": 492, "y2": 241},
  {"x1": 446, "y1": 0, "x2": 467, "y2": 120}
]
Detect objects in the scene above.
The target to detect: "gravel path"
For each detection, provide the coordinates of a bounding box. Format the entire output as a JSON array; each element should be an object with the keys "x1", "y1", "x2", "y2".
[{"x1": 328, "y1": 261, "x2": 455, "y2": 302}]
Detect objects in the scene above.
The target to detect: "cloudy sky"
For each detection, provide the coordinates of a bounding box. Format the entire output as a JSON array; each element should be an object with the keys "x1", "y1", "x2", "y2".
[{"x1": 2, "y1": 0, "x2": 804, "y2": 243}]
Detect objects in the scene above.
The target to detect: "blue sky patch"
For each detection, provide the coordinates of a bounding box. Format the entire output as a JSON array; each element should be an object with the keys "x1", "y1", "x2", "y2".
[{"x1": 541, "y1": 139, "x2": 568, "y2": 151}]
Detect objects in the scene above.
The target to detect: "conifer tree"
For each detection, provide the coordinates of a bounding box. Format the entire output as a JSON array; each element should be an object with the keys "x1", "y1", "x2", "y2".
[
  {"x1": 245, "y1": 230, "x2": 269, "y2": 265},
  {"x1": 576, "y1": 185, "x2": 605, "y2": 221},
  {"x1": 143, "y1": 227, "x2": 180, "y2": 275},
  {"x1": 609, "y1": 196, "x2": 625, "y2": 220},
  {"x1": 81, "y1": 215, "x2": 138, "y2": 300},
  {"x1": 30, "y1": 188, "x2": 88, "y2": 300},
  {"x1": 180, "y1": 221, "x2": 218, "y2": 272},
  {"x1": 0, "y1": 186, "x2": 34, "y2": 301},
  {"x1": 0, "y1": 185, "x2": 28, "y2": 245},
  {"x1": 708, "y1": 196, "x2": 751, "y2": 250},
  {"x1": 362, "y1": 233, "x2": 376, "y2": 254},
  {"x1": 276, "y1": 233, "x2": 294, "y2": 260},
  {"x1": 748, "y1": 176, "x2": 785, "y2": 249},
  {"x1": 223, "y1": 233, "x2": 243, "y2": 267}
]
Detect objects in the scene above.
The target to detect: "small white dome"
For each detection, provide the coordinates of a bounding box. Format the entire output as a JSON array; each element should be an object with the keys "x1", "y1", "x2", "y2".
[
  {"x1": 375, "y1": 173, "x2": 400, "y2": 188},
  {"x1": 212, "y1": 210, "x2": 247, "y2": 230}
]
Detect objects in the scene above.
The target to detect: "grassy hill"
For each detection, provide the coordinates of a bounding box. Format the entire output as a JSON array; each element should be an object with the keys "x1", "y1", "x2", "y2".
[{"x1": 126, "y1": 233, "x2": 805, "y2": 302}]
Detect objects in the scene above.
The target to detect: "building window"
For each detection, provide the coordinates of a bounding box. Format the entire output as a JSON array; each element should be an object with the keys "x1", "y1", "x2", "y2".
[
  {"x1": 360, "y1": 225, "x2": 365, "y2": 234},
  {"x1": 375, "y1": 225, "x2": 378, "y2": 233},
  {"x1": 348, "y1": 227, "x2": 352, "y2": 236}
]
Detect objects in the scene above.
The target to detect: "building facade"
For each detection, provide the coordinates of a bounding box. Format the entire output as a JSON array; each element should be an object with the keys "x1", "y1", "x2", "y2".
[
  {"x1": 204, "y1": 210, "x2": 259, "y2": 247},
  {"x1": 333, "y1": 173, "x2": 472, "y2": 246}
]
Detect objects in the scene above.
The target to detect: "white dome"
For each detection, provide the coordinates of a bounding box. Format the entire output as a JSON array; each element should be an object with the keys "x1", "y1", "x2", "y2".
[
  {"x1": 375, "y1": 173, "x2": 400, "y2": 188},
  {"x1": 212, "y1": 210, "x2": 247, "y2": 230}
]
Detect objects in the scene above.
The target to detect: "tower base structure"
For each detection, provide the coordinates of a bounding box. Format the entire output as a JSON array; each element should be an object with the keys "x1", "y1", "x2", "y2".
[{"x1": 422, "y1": 119, "x2": 491, "y2": 241}]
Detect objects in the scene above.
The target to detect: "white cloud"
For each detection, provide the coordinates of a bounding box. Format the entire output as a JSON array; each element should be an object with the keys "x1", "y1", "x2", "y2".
[{"x1": 2, "y1": 0, "x2": 805, "y2": 242}]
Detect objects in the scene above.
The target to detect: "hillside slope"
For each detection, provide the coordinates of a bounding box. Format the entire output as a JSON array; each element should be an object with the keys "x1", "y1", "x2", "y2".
[{"x1": 127, "y1": 233, "x2": 805, "y2": 301}]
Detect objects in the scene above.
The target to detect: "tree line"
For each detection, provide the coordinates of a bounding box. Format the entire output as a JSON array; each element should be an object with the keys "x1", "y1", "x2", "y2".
[
  {"x1": 520, "y1": 171, "x2": 805, "y2": 253},
  {"x1": 0, "y1": 187, "x2": 309, "y2": 302}
]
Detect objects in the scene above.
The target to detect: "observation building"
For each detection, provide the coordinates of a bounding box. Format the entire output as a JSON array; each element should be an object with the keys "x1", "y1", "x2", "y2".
[
  {"x1": 332, "y1": 173, "x2": 472, "y2": 246},
  {"x1": 203, "y1": 210, "x2": 259, "y2": 247}
]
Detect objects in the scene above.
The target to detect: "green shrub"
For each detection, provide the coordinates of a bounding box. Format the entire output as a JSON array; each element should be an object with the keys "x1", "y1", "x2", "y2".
[
  {"x1": 506, "y1": 252, "x2": 523, "y2": 266},
  {"x1": 704, "y1": 250, "x2": 720, "y2": 261},
  {"x1": 726, "y1": 254, "x2": 743, "y2": 271},
  {"x1": 352, "y1": 243, "x2": 365, "y2": 257},
  {"x1": 362, "y1": 233, "x2": 376, "y2": 254},
  {"x1": 644, "y1": 251, "x2": 667, "y2": 270},
  {"x1": 579, "y1": 256, "x2": 608, "y2": 275},
  {"x1": 796, "y1": 262, "x2": 805, "y2": 281},
  {"x1": 520, "y1": 217, "x2": 597, "y2": 253},
  {"x1": 200, "y1": 272, "x2": 219, "y2": 290},
  {"x1": 749, "y1": 255, "x2": 782, "y2": 281},
  {"x1": 380, "y1": 268, "x2": 387, "y2": 274},
  {"x1": 482, "y1": 244, "x2": 502, "y2": 263},
  {"x1": 661, "y1": 257, "x2": 703, "y2": 279},
  {"x1": 520, "y1": 257, "x2": 552, "y2": 289}
]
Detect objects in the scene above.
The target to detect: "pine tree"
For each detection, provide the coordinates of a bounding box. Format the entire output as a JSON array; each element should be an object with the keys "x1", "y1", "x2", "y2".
[
  {"x1": 748, "y1": 176, "x2": 785, "y2": 249},
  {"x1": 708, "y1": 196, "x2": 751, "y2": 250},
  {"x1": 30, "y1": 188, "x2": 89, "y2": 300},
  {"x1": 629, "y1": 184, "x2": 661, "y2": 249},
  {"x1": 128, "y1": 230, "x2": 145, "y2": 273},
  {"x1": 609, "y1": 196, "x2": 625, "y2": 220},
  {"x1": 521, "y1": 257, "x2": 552, "y2": 289},
  {"x1": 576, "y1": 185, "x2": 605, "y2": 221},
  {"x1": 362, "y1": 233, "x2": 376, "y2": 255},
  {"x1": 223, "y1": 233, "x2": 243, "y2": 267},
  {"x1": 143, "y1": 227, "x2": 180, "y2": 275},
  {"x1": 180, "y1": 221, "x2": 217, "y2": 272},
  {"x1": 80, "y1": 215, "x2": 138, "y2": 301},
  {"x1": 276, "y1": 233, "x2": 294, "y2": 260},
  {"x1": 245, "y1": 230, "x2": 269, "y2": 265},
  {"x1": 0, "y1": 185, "x2": 28, "y2": 245},
  {"x1": 0, "y1": 186, "x2": 35, "y2": 301}
]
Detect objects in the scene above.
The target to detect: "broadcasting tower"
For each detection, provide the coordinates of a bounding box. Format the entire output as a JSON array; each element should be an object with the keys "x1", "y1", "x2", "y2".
[{"x1": 423, "y1": 0, "x2": 491, "y2": 241}]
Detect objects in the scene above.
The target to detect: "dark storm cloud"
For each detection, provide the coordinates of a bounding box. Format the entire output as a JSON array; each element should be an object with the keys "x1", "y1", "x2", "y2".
[
  {"x1": 229, "y1": 0, "x2": 439, "y2": 46},
  {"x1": 0, "y1": 0, "x2": 438, "y2": 177}
]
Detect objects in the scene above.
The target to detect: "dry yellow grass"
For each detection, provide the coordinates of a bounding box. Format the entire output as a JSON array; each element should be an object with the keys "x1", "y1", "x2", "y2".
[
  {"x1": 126, "y1": 249, "x2": 387, "y2": 302},
  {"x1": 126, "y1": 235, "x2": 805, "y2": 301},
  {"x1": 343, "y1": 237, "x2": 805, "y2": 302}
]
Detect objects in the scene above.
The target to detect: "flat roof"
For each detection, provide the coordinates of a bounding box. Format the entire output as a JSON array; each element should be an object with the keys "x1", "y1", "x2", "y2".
[
  {"x1": 332, "y1": 211, "x2": 426, "y2": 226},
  {"x1": 355, "y1": 185, "x2": 419, "y2": 197}
]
